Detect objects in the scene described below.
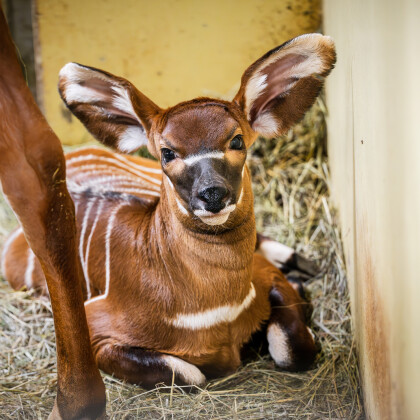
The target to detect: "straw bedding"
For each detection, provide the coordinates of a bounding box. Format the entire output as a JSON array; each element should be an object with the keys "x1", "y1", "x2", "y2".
[{"x1": 0, "y1": 97, "x2": 364, "y2": 419}]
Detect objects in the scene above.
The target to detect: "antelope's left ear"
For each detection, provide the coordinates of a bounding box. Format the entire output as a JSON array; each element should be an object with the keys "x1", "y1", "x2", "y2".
[
  {"x1": 234, "y1": 34, "x2": 336, "y2": 138},
  {"x1": 58, "y1": 63, "x2": 161, "y2": 154}
]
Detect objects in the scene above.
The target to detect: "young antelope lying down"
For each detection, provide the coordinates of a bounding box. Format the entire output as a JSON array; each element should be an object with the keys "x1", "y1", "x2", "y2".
[{"x1": 2, "y1": 33, "x2": 335, "y2": 388}]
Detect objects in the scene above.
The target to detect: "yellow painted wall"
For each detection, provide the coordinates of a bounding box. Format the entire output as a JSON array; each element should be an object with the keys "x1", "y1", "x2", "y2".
[
  {"x1": 35, "y1": 0, "x2": 321, "y2": 145},
  {"x1": 324, "y1": 1, "x2": 420, "y2": 419}
]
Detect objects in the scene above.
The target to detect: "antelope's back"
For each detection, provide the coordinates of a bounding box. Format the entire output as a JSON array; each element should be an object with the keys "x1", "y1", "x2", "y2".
[
  {"x1": 66, "y1": 147, "x2": 162, "y2": 201},
  {"x1": 64, "y1": 147, "x2": 163, "y2": 300}
]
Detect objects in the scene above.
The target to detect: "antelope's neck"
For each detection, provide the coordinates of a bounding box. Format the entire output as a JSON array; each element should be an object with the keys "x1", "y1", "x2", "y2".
[{"x1": 149, "y1": 186, "x2": 257, "y2": 306}]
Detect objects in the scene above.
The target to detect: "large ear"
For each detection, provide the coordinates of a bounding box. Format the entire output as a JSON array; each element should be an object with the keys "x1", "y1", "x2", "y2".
[
  {"x1": 234, "y1": 34, "x2": 336, "y2": 138},
  {"x1": 58, "y1": 63, "x2": 161, "y2": 153}
]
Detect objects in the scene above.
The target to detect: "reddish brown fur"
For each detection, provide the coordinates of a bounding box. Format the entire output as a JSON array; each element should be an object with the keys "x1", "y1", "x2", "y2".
[{"x1": 0, "y1": 7, "x2": 105, "y2": 420}]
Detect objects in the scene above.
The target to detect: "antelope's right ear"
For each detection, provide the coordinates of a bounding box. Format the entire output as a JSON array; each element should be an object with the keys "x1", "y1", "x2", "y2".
[
  {"x1": 234, "y1": 34, "x2": 336, "y2": 139},
  {"x1": 58, "y1": 63, "x2": 161, "y2": 154}
]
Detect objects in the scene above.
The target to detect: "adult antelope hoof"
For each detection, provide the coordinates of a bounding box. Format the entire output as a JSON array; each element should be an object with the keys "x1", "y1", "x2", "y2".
[{"x1": 48, "y1": 391, "x2": 106, "y2": 420}]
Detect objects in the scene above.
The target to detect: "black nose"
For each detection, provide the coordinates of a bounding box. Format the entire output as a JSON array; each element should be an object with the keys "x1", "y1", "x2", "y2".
[{"x1": 198, "y1": 186, "x2": 228, "y2": 213}]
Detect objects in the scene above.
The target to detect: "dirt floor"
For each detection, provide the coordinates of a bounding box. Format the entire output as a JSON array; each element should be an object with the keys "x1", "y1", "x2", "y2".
[{"x1": 0, "y1": 98, "x2": 364, "y2": 419}]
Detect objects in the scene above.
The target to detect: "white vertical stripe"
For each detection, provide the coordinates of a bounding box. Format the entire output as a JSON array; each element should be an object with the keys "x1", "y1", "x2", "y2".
[
  {"x1": 79, "y1": 199, "x2": 95, "y2": 299},
  {"x1": 66, "y1": 154, "x2": 161, "y2": 185},
  {"x1": 84, "y1": 203, "x2": 126, "y2": 306},
  {"x1": 66, "y1": 165, "x2": 160, "y2": 190},
  {"x1": 67, "y1": 151, "x2": 162, "y2": 174},
  {"x1": 24, "y1": 249, "x2": 35, "y2": 288},
  {"x1": 83, "y1": 200, "x2": 105, "y2": 300},
  {"x1": 111, "y1": 152, "x2": 162, "y2": 174}
]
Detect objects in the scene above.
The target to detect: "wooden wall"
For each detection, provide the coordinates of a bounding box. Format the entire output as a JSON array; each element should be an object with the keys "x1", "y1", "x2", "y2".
[{"x1": 324, "y1": 1, "x2": 420, "y2": 419}]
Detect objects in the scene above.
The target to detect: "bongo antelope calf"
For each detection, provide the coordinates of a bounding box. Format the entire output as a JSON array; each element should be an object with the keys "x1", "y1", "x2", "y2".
[{"x1": 1, "y1": 17, "x2": 335, "y2": 418}]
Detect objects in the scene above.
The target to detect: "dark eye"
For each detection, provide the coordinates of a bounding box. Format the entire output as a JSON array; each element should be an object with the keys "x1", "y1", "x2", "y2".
[
  {"x1": 229, "y1": 135, "x2": 244, "y2": 150},
  {"x1": 161, "y1": 148, "x2": 176, "y2": 163}
]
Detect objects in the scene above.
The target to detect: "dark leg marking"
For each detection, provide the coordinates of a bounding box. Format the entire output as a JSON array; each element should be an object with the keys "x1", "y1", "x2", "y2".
[
  {"x1": 267, "y1": 277, "x2": 318, "y2": 372},
  {"x1": 95, "y1": 344, "x2": 206, "y2": 389}
]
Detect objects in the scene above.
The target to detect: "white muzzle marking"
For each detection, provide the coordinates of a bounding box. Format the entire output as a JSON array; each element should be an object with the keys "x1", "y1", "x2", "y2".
[{"x1": 194, "y1": 204, "x2": 236, "y2": 226}]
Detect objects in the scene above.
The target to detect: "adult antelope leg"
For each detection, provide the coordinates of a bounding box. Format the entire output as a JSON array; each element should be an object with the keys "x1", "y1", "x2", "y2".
[{"x1": 0, "y1": 9, "x2": 105, "y2": 419}]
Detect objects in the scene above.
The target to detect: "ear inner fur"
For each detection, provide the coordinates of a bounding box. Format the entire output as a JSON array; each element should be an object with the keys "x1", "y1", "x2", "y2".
[
  {"x1": 234, "y1": 34, "x2": 336, "y2": 138},
  {"x1": 58, "y1": 63, "x2": 161, "y2": 153}
]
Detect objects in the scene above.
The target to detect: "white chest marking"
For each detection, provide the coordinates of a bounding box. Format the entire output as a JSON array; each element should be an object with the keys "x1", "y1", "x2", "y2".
[{"x1": 167, "y1": 283, "x2": 256, "y2": 330}]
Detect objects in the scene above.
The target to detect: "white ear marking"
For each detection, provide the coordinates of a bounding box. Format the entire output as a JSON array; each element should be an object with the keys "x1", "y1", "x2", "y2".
[
  {"x1": 118, "y1": 126, "x2": 148, "y2": 152},
  {"x1": 111, "y1": 86, "x2": 138, "y2": 118},
  {"x1": 252, "y1": 113, "x2": 280, "y2": 138},
  {"x1": 59, "y1": 62, "x2": 110, "y2": 84},
  {"x1": 242, "y1": 33, "x2": 335, "y2": 132},
  {"x1": 245, "y1": 73, "x2": 267, "y2": 119},
  {"x1": 64, "y1": 84, "x2": 101, "y2": 104}
]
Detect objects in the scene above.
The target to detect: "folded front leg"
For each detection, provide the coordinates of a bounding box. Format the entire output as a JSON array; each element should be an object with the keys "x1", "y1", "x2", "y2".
[
  {"x1": 94, "y1": 342, "x2": 206, "y2": 389},
  {"x1": 267, "y1": 270, "x2": 318, "y2": 371}
]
